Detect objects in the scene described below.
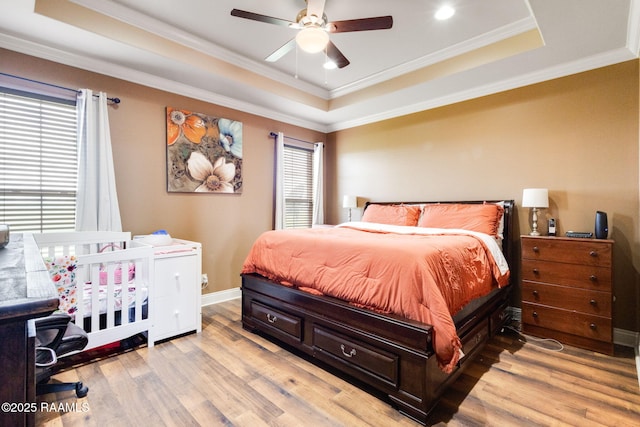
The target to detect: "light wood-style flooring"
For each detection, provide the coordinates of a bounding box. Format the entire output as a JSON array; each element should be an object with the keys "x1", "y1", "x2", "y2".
[{"x1": 37, "y1": 299, "x2": 640, "y2": 426}]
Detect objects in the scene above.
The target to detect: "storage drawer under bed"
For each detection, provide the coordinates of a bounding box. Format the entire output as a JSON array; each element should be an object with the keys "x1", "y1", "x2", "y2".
[
  {"x1": 458, "y1": 318, "x2": 489, "y2": 366},
  {"x1": 312, "y1": 325, "x2": 399, "y2": 387},
  {"x1": 249, "y1": 300, "x2": 303, "y2": 342}
]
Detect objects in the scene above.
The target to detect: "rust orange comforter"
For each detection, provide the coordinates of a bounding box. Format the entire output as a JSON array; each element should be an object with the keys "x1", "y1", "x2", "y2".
[{"x1": 241, "y1": 223, "x2": 510, "y2": 373}]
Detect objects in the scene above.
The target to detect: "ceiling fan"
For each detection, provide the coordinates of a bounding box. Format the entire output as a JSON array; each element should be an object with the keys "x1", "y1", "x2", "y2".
[{"x1": 230, "y1": 0, "x2": 393, "y2": 69}]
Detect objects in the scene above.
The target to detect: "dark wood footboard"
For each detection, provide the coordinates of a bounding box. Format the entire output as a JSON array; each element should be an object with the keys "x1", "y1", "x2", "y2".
[{"x1": 241, "y1": 273, "x2": 511, "y2": 424}]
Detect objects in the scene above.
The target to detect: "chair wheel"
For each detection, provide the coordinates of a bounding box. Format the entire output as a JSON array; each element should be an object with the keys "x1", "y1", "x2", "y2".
[{"x1": 75, "y1": 382, "x2": 89, "y2": 398}]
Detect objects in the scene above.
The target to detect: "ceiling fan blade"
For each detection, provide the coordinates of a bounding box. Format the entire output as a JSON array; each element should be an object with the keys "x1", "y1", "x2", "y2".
[
  {"x1": 306, "y1": 0, "x2": 326, "y2": 19},
  {"x1": 328, "y1": 16, "x2": 393, "y2": 33},
  {"x1": 230, "y1": 9, "x2": 297, "y2": 28},
  {"x1": 265, "y1": 39, "x2": 296, "y2": 62},
  {"x1": 326, "y1": 41, "x2": 350, "y2": 68}
]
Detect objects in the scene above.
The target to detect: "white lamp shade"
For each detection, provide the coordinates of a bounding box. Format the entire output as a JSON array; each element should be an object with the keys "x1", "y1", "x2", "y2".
[
  {"x1": 296, "y1": 27, "x2": 329, "y2": 53},
  {"x1": 522, "y1": 188, "x2": 549, "y2": 208},
  {"x1": 343, "y1": 195, "x2": 357, "y2": 209}
]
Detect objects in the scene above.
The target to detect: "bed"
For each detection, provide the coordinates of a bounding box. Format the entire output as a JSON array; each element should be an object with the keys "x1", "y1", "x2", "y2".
[
  {"x1": 240, "y1": 200, "x2": 514, "y2": 424},
  {"x1": 31, "y1": 231, "x2": 156, "y2": 351}
]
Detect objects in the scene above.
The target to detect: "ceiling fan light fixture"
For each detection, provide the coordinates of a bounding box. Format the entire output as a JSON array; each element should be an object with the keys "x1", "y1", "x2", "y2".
[{"x1": 296, "y1": 26, "x2": 329, "y2": 53}]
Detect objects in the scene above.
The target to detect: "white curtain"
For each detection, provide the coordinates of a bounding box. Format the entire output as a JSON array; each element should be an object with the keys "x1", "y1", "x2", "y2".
[
  {"x1": 75, "y1": 89, "x2": 122, "y2": 231},
  {"x1": 274, "y1": 132, "x2": 285, "y2": 230},
  {"x1": 312, "y1": 142, "x2": 324, "y2": 225}
]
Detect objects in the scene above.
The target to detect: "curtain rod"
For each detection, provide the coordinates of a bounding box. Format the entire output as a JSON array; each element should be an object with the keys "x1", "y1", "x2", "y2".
[
  {"x1": 0, "y1": 72, "x2": 121, "y2": 104},
  {"x1": 269, "y1": 131, "x2": 317, "y2": 146}
]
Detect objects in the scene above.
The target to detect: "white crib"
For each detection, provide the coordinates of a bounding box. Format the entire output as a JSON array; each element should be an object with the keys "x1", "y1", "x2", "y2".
[{"x1": 32, "y1": 231, "x2": 156, "y2": 350}]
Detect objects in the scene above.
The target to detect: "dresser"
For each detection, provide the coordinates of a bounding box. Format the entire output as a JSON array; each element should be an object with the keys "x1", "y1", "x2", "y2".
[
  {"x1": 150, "y1": 239, "x2": 202, "y2": 343},
  {"x1": 521, "y1": 235, "x2": 614, "y2": 355}
]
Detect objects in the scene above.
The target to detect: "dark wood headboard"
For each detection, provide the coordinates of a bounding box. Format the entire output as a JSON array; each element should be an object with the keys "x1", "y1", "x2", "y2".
[{"x1": 363, "y1": 200, "x2": 515, "y2": 267}]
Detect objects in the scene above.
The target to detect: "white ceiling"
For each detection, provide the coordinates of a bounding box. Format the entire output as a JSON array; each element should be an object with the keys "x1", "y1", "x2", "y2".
[{"x1": 0, "y1": 0, "x2": 638, "y2": 132}]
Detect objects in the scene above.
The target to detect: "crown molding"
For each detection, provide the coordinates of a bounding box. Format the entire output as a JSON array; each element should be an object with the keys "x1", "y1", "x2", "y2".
[
  {"x1": 327, "y1": 46, "x2": 636, "y2": 132},
  {"x1": 627, "y1": 0, "x2": 640, "y2": 56},
  {"x1": 329, "y1": 17, "x2": 539, "y2": 99},
  {"x1": 0, "y1": 33, "x2": 329, "y2": 132}
]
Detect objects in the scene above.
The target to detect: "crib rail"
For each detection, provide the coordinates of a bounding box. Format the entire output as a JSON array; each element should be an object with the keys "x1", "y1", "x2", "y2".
[
  {"x1": 34, "y1": 231, "x2": 133, "y2": 257},
  {"x1": 31, "y1": 231, "x2": 156, "y2": 350}
]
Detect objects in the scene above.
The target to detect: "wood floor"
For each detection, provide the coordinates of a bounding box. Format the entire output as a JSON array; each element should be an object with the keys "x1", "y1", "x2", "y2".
[{"x1": 37, "y1": 299, "x2": 640, "y2": 426}]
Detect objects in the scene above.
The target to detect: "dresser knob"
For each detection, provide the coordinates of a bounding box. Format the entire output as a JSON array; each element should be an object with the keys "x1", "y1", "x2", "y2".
[
  {"x1": 532, "y1": 268, "x2": 539, "y2": 275},
  {"x1": 589, "y1": 250, "x2": 597, "y2": 257},
  {"x1": 532, "y1": 290, "x2": 539, "y2": 297},
  {"x1": 590, "y1": 299, "x2": 597, "y2": 306},
  {"x1": 589, "y1": 275, "x2": 597, "y2": 282},
  {"x1": 532, "y1": 246, "x2": 539, "y2": 253},
  {"x1": 532, "y1": 311, "x2": 538, "y2": 318},
  {"x1": 590, "y1": 323, "x2": 597, "y2": 330}
]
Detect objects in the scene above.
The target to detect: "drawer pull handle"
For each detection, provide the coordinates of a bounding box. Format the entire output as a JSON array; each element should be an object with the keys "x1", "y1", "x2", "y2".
[
  {"x1": 532, "y1": 268, "x2": 539, "y2": 275},
  {"x1": 589, "y1": 275, "x2": 597, "y2": 282},
  {"x1": 340, "y1": 344, "x2": 357, "y2": 358},
  {"x1": 590, "y1": 299, "x2": 597, "y2": 306},
  {"x1": 532, "y1": 290, "x2": 539, "y2": 297},
  {"x1": 590, "y1": 323, "x2": 597, "y2": 330},
  {"x1": 532, "y1": 246, "x2": 539, "y2": 253},
  {"x1": 474, "y1": 333, "x2": 483, "y2": 344},
  {"x1": 589, "y1": 251, "x2": 597, "y2": 257},
  {"x1": 532, "y1": 311, "x2": 538, "y2": 318},
  {"x1": 266, "y1": 313, "x2": 277, "y2": 323}
]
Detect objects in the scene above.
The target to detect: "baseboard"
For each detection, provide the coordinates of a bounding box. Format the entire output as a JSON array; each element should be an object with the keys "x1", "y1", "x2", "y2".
[
  {"x1": 507, "y1": 306, "x2": 637, "y2": 348},
  {"x1": 201, "y1": 287, "x2": 241, "y2": 306},
  {"x1": 615, "y1": 327, "x2": 639, "y2": 348}
]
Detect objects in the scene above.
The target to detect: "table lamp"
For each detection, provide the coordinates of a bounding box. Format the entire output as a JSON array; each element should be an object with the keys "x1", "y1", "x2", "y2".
[
  {"x1": 343, "y1": 195, "x2": 357, "y2": 222},
  {"x1": 522, "y1": 188, "x2": 549, "y2": 236}
]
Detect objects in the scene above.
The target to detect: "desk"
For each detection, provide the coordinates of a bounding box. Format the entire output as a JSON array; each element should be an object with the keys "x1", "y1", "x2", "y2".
[{"x1": 0, "y1": 233, "x2": 58, "y2": 427}]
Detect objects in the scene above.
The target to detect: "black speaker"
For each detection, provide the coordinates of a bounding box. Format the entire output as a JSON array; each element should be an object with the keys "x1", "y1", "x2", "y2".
[{"x1": 595, "y1": 211, "x2": 608, "y2": 239}]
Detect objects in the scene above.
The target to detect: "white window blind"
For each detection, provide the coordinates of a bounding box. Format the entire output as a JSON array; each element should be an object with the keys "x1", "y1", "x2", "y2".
[
  {"x1": 0, "y1": 88, "x2": 78, "y2": 232},
  {"x1": 283, "y1": 144, "x2": 313, "y2": 228}
]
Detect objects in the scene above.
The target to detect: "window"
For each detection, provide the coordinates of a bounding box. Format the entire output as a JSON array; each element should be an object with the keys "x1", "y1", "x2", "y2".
[
  {"x1": 0, "y1": 88, "x2": 78, "y2": 232},
  {"x1": 283, "y1": 144, "x2": 313, "y2": 228}
]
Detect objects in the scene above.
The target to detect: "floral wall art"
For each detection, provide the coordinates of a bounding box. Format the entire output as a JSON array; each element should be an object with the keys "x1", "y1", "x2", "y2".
[{"x1": 166, "y1": 106, "x2": 243, "y2": 193}]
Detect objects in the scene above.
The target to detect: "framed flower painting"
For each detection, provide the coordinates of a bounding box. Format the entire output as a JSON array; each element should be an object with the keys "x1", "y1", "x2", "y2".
[{"x1": 166, "y1": 106, "x2": 243, "y2": 193}]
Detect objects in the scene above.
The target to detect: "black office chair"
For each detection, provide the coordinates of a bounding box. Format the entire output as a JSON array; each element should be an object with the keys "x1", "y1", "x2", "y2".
[{"x1": 34, "y1": 313, "x2": 89, "y2": 398}]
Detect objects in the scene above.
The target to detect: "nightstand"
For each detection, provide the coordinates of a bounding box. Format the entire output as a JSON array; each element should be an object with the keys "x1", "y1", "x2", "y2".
[{"x1": 520, "y1": 235, "x2": 614, "y2": 355}]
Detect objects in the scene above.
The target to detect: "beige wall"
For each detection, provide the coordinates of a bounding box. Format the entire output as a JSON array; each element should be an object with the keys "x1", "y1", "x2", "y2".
[
  {"x1": 3, "y1": 48, "x2": 639, "y2": 333},
  {"x1": 0, "y1": 48, "x2": 325, "y2": 295},
  {"x1": 326, "y1": 60, "x2": 640, "y2": 332}
]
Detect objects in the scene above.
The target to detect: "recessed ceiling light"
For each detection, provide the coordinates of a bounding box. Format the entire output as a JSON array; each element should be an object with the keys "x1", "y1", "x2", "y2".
[{"x1": 435, "y1": 5, "x2": 455, "y2": 20}]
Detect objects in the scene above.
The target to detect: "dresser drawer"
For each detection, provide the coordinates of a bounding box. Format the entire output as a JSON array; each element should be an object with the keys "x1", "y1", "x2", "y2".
[
  {"x1": 521, "y1": 238, "x2": 611, "y2": 267},
  {"x1": 522, "y1": 303, "x2": 611, "y2": 342},
  {"x1": 522, "y1": 281, "x2": 611, "y2": 316},
  {"x1": 313, "y1": 326, "x2": 398, "y2": 386},
  {"x1": 250, "y1": 301, "x2": 302, "y2": 341},
  {"x1": 521, "y1": 259, "x2": 612, "y2": 291}
]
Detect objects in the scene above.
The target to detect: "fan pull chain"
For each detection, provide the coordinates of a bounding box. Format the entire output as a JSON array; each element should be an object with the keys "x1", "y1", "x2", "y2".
[
  {"x1": 295, "y1": 43, "x2": 299, "y2": 79},
  {"x1": 324, "y1": 47, "x2": 328, "y2": 85}
]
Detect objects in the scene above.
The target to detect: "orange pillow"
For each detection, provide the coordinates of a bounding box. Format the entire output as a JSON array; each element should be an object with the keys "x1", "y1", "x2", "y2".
[
  {"x1": 418, "y1": 203, "x2": 504, "y2": 237},
  {"x1": 361, "y1": 204, "x2": 421, "y2": 226}
]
